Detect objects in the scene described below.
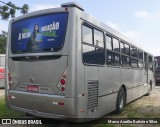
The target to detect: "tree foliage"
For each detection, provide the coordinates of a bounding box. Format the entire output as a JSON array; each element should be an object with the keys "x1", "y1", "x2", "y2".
[
  {"x1": 0, "y1": 1, "x2": 29, "y2": 20},
  {"x1": 0, "y1": 31, "x2": 7, "y2": 53},
  {"x1": 0, "y1": 1, "x2": 29, "y2": 53}
]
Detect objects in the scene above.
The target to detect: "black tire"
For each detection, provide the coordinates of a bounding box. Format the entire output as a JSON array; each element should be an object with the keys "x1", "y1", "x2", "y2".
[{"x1": 115, "y1": 87, "x2": 126, "y2": 114}]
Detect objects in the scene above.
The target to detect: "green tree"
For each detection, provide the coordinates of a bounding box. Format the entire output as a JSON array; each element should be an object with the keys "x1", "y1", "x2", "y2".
[
  {"x1": 0, "y1": 1, "x2": 29, "y2": 53},
  {"x1": 0, "y1": 1, "x2": 29, "y2": 20},
  {"x1": 0, "y1": 31, "x2": 7, "y2": 53}
]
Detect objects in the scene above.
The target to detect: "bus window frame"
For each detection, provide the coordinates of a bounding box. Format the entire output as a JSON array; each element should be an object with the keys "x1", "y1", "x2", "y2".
[
  {"x1": 81, "y1": 22, "x2": 105, "y2": 66},
  {"x1": 106, "y1": 34, "x2": 121, "y2": 68}
]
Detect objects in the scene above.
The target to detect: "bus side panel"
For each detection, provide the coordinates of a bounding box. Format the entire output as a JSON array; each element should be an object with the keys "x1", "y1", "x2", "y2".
[
  {"x1": 126, "y1": 89, "x2": 132, "y2": 103},
  {"x1": 97, "y1": 67, "x2": 120, "y2": 117},
  {"x1": 132, "y1": 69, "x2": 140, "y2": 100},
  {"x1": 98, "y1": 94, "x2": 117, "y2": 117},
  {"x1": 75, "y1": 17, "x2": 88, "y2": 118},
  {"x1": 139, "y1": 69, "x2": 146, "y2": 97},
  {"x1": 121, "y1": 68, "x2": 133, "y2": 103}
]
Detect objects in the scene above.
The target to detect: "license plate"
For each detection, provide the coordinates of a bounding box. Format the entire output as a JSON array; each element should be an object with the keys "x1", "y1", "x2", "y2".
[{"x1": 27, "y1": 85, "x2": 39, "y2": 92}]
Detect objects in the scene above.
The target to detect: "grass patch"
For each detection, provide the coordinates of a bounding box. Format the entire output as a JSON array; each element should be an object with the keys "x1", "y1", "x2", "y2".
[
  {"x1": 122, "y1": 102, "x2": 160, "y2": 118},
  {"x1": 123, "y1": 105, "x2": 142, "y2": 118},
  {"x1": 99, "y1": 102, "x2": 160, "y2": 126},
  {"x1": 0, "y1": 96, "x2": 25, "y2": 118}
]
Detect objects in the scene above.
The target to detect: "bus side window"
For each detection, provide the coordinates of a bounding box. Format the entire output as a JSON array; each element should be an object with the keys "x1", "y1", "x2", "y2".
[
  {"x1": 138, "y1": 50, "x2": 143, "y2": 60},
  {"x1": 121, "y1": 42, "x2": 131, "y2": 67},
  {"x1": 149, "y1": 56, "x2": 153, "y2": 63},
  {"x1": 83, "y1": 44, "x2": 96, "y2": 64},
  {"x1": 138, "y1": 60, "x2": 144, "y2": 69},
  {"x1": 112, "y1": 52, "x2": 120, "y2": 66},
  {"x1": 106, "y1": 35, "x2": 112, "y2": 65},
  {"x1": 122, "y1": 55, "x2": 131, "y2": 67},
  {"x1": 106, "y1": 35, "x2": 112, "y2": 50},
  {"x1": 148, "y1": 55, "x2": 153, "y2": 71},
  {"x1": 82, "y1": 25, "x2": 96, "y2": 64},
  {"x1": 106, "y1": 50, "x2": 112, "y2": 65},
  {"x1": 82, "y1": 24, "x2": 105, "y2": 65},
  {"x1": 120, "y1": 42, "x2": 125, "y2": 54},
  {"x1": 131, "y1": 47, "x2": 138, "y2": 58},
  {"x1": 94, "y1": 29, "x2": 105, "y2": 65},
  {"x1": 131, "y1": 46, "x2": 138, "y2": 68},
  {"x1": 112, "y1": 38, "x2": 120, "y2": 65},
  {"x1": 94, "y1": 29, "x2": 104, "y2": 47},
  {"x1": 124, "y1": 43, "x2": 130, "y2": 56},
  {"x1": 106, "y1": 35, "x2": 120, "y2": 66},
  {"x1": 138, "y1": 50, "x2": 144, "y2": 69},
  {"x1": 131, "y1": 58, "x2": 138, "y2": 68},
  {"x1": 82, "y1": 25, "x2": 93, "y2": 45},
  {"x1": 144, "y1": 53, "x2": 148, "y2": 70},
  {"x1": 113, "y1": 38, "x2": 120, "y2": 52}
]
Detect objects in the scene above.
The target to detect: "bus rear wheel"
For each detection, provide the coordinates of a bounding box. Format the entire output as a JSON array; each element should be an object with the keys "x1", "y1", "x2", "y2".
[{"x1": 115, "y1": 87, "x2": 126, "y2": 114}]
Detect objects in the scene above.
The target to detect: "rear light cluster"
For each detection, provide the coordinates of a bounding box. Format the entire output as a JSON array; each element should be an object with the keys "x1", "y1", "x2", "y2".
[
  {"x1": 8, "y1": 73, "x2": 13, "y2": 88},
  {"x1": 58, "y1": 102, "x2": 64, "y2": 106},
  {"x1": 52, "y1": 101, "x2": 64, "y2": 106},
  {"x1": 57, "y1": 69, "x2": 67, "y2": 94}
]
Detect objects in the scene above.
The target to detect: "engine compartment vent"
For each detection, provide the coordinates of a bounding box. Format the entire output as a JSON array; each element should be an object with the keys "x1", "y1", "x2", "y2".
[{"x1": 87, "y1": 81, "x2": 98, "y2": 112}]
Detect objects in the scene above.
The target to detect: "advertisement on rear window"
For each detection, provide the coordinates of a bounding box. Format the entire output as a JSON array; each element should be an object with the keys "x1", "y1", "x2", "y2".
[{"x1": 11, "y1": 13, "x2": 68, "y2": 53}]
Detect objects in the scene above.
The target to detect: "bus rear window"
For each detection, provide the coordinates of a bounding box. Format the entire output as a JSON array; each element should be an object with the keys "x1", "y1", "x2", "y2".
[{"x1": 11, "y1": 13, "x2": 68, "y2": 54}]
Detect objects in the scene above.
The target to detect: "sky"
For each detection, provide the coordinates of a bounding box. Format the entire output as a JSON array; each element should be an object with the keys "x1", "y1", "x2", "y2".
[{"x1": 1, "y1": 0, "x2": 160, "y2": 56}]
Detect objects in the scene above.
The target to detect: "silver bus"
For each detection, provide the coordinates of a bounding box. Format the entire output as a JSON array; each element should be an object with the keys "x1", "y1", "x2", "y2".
[
  {"x1": 5, "y1": 2, "x2": 156, "y2": 121},
  {"x1": 0, "y1": 54, "x2": 5, "y2": 88}
]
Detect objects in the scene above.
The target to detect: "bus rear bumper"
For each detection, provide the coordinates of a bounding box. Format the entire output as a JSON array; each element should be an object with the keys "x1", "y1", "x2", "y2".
[
  {"x1": 10, "y1": 105, "x2": 78, "y2": 119},
  {"x1": 7, "y1": 90, "x2": 76, "y2": 117}
]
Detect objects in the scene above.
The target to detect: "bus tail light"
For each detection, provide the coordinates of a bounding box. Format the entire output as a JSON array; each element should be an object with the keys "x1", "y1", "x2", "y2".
[
  {"x1": 8, "y1": 73, "x2": 13, "y2": 88},
  {"x1": 57, "y1": 68, "x2": 67, "y2": 94},
  {"x1": 8, "y1": 95, "x2": 15, "y2": 99},
  {"x1": 58, "y1": 102, "x2": 64, "y2": 106},
  {"x1": 60, "y1": 79, "x2": 65, "y2": 85}
]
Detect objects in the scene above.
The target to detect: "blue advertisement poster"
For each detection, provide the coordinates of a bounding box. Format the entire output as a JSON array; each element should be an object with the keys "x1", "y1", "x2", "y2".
[{"x1": 11, "y1": 13, "x2": 68, "y2": 53}]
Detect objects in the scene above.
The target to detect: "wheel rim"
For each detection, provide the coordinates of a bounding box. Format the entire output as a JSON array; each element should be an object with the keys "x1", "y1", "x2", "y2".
[{"x1": 119, "y1": 92, "x2": 124, "y2": 109}]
